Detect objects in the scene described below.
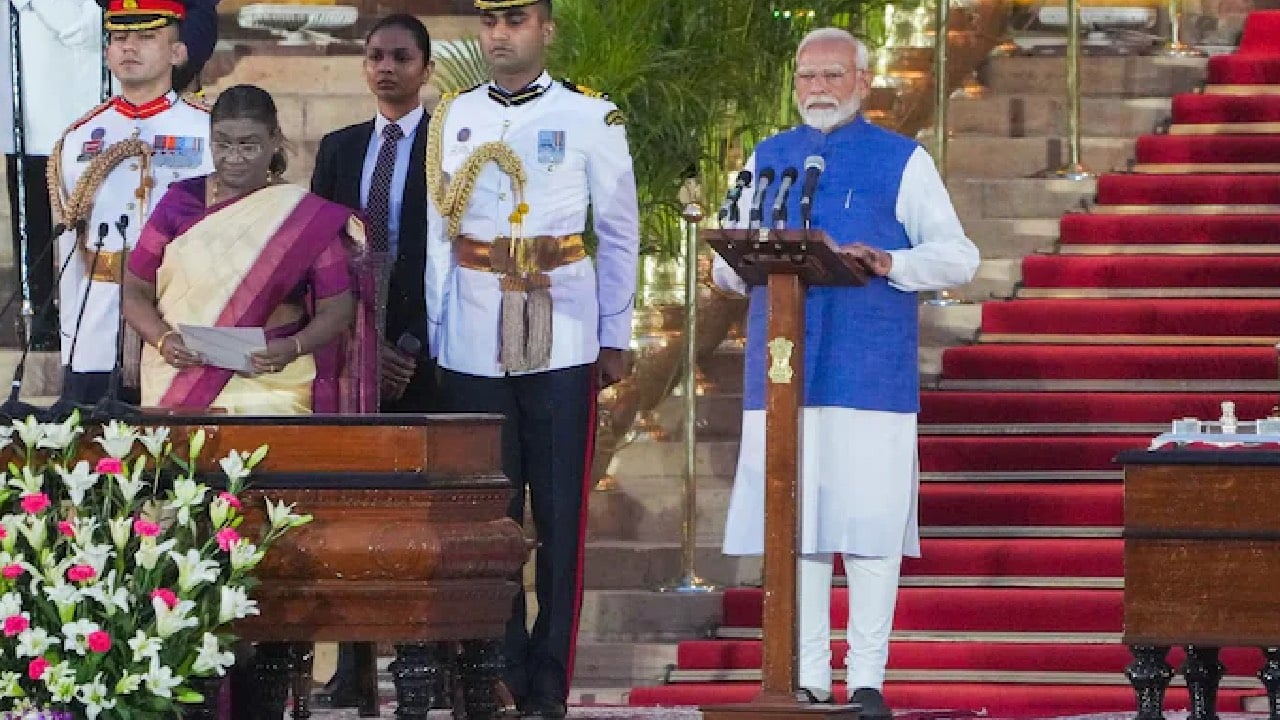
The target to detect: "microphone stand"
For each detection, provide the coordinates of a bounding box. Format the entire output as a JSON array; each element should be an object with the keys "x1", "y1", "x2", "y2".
[
  {"x1": 91, "y1": 215, "x2": 140, "y2": 422},
  {"x1": 46, "y1": 224, "x2": 109, "y2": 422},
  {"x1": 8, "y1": 4, "x2": 34, "y2": 354}
]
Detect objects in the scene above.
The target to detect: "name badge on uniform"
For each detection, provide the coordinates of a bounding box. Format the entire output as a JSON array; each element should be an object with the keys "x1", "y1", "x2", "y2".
[
  {"x1": 537, "y1": 130, "x2": 566, "y2": 166},
  {"x1": 152, "y1": 135, "x2": 205, "y2": 168},
  {"x1": 77, "y1": 128, "x2": 106, "y2": 162}
]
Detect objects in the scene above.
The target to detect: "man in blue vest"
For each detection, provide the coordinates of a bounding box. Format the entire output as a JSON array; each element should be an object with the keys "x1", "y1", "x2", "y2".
[{"x1": 713, "y1": 27, "x2": 979, "y2": 718}]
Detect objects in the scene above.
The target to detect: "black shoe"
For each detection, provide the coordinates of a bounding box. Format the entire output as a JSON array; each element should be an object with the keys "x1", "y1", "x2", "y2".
[
  {"x1": 796, "y1": 687, "x2": 834, "y2": 704},
  {"x1": 850, "y1": 687, "x2": 892, "y2": 719},
  {"x1": 519, "y1": 697, "x2": 567, "y2": 718}
]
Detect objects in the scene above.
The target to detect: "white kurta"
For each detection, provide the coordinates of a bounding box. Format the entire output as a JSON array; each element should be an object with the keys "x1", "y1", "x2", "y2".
[{"x1": 719, "y1": 146, "x2": 979, "y2": 559}]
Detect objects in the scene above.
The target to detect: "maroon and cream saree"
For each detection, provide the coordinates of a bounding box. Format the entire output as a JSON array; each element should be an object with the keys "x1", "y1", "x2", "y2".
[{"x1": 129, "y1": 177, "x2": 377, "y2": 414}]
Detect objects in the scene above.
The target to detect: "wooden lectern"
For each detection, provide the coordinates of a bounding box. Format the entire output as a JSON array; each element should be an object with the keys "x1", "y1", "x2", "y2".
[{"x1": 702, "y1": 228, "x2": 866, "y2": 720}]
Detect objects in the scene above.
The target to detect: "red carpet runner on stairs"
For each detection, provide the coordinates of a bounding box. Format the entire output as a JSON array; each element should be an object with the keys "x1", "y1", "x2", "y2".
[{"x1": 629, "y1": 12, "x2": 1280, "y2": 716}]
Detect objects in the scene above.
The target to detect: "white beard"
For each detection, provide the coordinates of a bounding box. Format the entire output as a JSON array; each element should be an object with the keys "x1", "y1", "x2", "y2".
[{"x1": 799, "y1": 94, "x2": 860, "y2": 132}]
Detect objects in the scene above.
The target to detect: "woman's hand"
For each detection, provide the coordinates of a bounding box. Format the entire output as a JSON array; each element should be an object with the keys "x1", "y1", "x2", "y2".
[
  {"x1": 160, "y1": 334, "x2": 204, "y2": 369},
  {"x1": 249, "y1": 338, "x2": 301, "y2": 375}
]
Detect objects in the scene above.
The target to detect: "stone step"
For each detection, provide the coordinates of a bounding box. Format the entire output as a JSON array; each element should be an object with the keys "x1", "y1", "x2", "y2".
[
  {"x1": 949, "y1": 95, "x2": 1170, "y2": 138},
  {"x1": 572, "y1": 642, "x2": 679, "y2": 688},
  {"x1": 946, "y1": 136, "x2": 1135, "y2": 178},
  {"x1": 947, "y1": 178, "x2": 1096, "y2": 220},
  {"x1": 583, "y1": 542, "x2": 760, "y2": 591},
  {"x1": 0, "y1": 350, "x2": 62, "y2": 397},
  {"x1": 957, "y1": 259, "x2": 1020, "y2": 302},
  {"x1": 576, "y1": 589, "x2": 722, "y2": 643},
  {"x1": 963, "y1": 218, "x2": 1060, "y2": 260},
  {"x1": 983, "y1": 55, "x2": 1206, "y2": 98}
]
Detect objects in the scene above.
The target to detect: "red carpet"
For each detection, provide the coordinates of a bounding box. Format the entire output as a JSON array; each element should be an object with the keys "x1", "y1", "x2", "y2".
[
  {"x1": 1020, "y1": 255, "x2": 1280, "y2": 288},
  {"x1": 920, "y1": 391, "x2": 1276, "y2": 424},
  {"x1": 1060, "y1": 213, "x2": 1280, "y2": 245},
  {"x1": 1172, "y1": 93, "x2": 1280, "y2": 124},
  {"x1": 981, "y1": 298, "x2": 1280, "y2": 335},
  {"x1": 941, "y1": 345, "x2": 1276, "y2": 380},
  {"x1": 1096, "y1": 174, "x2": 1280, "y2": 205},
  {"x1": 631, "y1": 13, "x2": 1280, "y2": 714},
  {"x1": 1136, "y1": 135, "x2": 1280, "y2": 164}
]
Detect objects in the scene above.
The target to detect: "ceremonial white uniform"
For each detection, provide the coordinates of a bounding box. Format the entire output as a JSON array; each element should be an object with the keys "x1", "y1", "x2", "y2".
[
  {"x1": 424, "y1": 71, "x2": 640, "y2": 373},
  {"x1": 53, "y1": 92, "x2": 212, "y2": 372}
]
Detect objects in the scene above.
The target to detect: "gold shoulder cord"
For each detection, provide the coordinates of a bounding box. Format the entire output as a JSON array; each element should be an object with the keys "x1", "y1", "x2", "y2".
[
  {"x1": 426, "y1": 93, "x2": 529, "y2": 238},
  {"x1": 50, "y1": 138, "x2": 154, "y2": 255}
]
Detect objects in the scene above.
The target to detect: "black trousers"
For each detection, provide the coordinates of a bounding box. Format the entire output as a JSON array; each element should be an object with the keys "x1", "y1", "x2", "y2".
[
  {"x1": 5, "y1": 154, "x2": 58, "y2": 348},
  {"x1": 437, "y1": 364, "x2": 596, "y2": 704}
]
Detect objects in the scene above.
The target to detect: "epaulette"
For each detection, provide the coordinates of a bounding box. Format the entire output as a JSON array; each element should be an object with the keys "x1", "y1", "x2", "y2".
[
  {"x1": 180, "y1": 92, "x2": 211, "y2": 112},
  {"x1": 65, "y1": 100, "x2": 112, "y2": 134},
  {"x1": 560, "y1": 79, "x2": 610, "y2": 101},
  {"x1": 445, "y1": 81, "x2": 485, "y2": 101}
]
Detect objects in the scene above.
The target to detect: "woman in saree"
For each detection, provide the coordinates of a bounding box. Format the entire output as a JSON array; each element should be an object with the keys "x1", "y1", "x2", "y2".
[{"x1": 123, "y1": 84, "x2": 377, "y2": 414}]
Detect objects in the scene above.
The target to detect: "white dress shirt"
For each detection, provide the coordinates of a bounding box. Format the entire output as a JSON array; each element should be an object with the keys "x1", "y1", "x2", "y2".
[
  {"x1": 425, "y1": 72, "x2": 640, "y2": 377},
  {"x1": 0, "y1": 0, "x2": 103, "y2": 156},
  {"x1": 359, "y1": 105, "x2": 423, "y2": 255}
]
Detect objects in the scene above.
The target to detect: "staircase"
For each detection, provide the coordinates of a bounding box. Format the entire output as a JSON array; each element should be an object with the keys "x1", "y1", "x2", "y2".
[{"x1": 617, "y1": 16, "x2": 1280, "y2": 715}]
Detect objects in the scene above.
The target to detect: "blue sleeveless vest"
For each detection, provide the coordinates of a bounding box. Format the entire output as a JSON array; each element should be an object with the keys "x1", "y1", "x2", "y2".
[{"x1": 741, "y1": 116, "x2": 920, "y2": 412}]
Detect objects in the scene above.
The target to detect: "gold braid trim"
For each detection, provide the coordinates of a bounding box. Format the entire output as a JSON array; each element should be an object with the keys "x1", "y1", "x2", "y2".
[
  {"x1": 47, "y1": 101, "x2": 112, "y2": 228},
  {"x1": 425, "y1": 93, "x2": 456, "y2": 214},
  {"x1": 59, "y1": 138, "x2": 155, "y2": 237},
  {"x1": 426, "y1": 95, "x2": 530, "y2": 239}
]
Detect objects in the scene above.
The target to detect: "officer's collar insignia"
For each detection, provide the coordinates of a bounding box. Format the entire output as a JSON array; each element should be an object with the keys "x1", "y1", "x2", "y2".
[{"x1": 488, "y1": 80, "x2": 549, "y2": 107}]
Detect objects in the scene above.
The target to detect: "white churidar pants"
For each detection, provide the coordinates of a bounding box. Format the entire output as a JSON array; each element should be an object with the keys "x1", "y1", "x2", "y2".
[{"x1": 799, "y1": 553, "x2": 903, "y2": 692}]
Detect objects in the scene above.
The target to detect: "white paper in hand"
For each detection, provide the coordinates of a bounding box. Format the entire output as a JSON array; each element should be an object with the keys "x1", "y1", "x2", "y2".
[{"x1": 178, "y1": 325, "x2": 267, "y2": 374}]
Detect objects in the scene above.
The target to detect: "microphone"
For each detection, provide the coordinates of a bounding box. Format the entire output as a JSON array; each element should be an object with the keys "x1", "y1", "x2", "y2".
[
  {"x1": 771, "y1": 167, "x2": 799, "y2": 230},
  {"x1": 92, "y1": 214, "x2": 140, "y2": 423},
  {"x1": 799, "y1": 155, "x2": 825, "y2": 229},
  {"x1": 717, "y1": 169, "x2": 753, "y2": 226},
  {"x1": 48, "y1": 223, "x2": 111, "y2": 422},
  {"x1": 747, "y1": 168, "x2": 775, "y2": 230},
  {"x1": 395, "y1": 331, "x2": 422, "y2": 357}
]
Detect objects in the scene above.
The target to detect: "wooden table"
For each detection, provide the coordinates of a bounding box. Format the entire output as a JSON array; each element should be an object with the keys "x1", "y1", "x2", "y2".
[{"x1": 1119, "y1": 449, "x2": 1280, "y2": 720}]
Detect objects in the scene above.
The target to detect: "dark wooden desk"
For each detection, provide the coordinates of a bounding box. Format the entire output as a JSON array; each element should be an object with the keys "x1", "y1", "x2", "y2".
[{"x1": 1119, "y1": 449, "x2": 1280, "y2": 720}]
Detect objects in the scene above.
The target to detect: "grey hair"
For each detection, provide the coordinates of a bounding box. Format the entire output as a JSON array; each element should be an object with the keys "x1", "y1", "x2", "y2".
[{"x1": 796, "y1": 27, "x2": 868, "y2": 71}]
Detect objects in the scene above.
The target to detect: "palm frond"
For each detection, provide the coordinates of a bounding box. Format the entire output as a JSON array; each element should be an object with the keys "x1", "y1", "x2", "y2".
[{"x1": 432, "y1": 37, "x2": 490, "y2": 95}]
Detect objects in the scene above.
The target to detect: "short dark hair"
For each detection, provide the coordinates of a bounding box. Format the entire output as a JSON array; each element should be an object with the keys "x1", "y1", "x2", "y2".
[
  {"x1": 211, "y1": 84, "x2": 288, "y2": 175},
  {"x1": 366, "y1": 13, "x2": 432, "y2": 61}
]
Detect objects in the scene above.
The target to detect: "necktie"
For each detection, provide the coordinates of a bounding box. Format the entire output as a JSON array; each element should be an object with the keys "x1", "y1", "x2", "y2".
[{"x1": 367, "y1": 123, "x2": 404, "y2": 253}]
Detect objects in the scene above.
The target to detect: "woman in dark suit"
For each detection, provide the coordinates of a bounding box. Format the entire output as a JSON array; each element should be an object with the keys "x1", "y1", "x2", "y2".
[{"x1": 312, "y1": 13, "x2": 434, "y2": 413}]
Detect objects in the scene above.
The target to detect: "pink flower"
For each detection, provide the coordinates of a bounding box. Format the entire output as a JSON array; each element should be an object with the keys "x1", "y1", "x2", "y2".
[
  {"x1": 133, "y1": 518, "x2": 160, "y2": 538},
  {"x1": 3, "y1": 614, "x2": 28, "y2": 637},
  {"x1": 218, "y1": 492, "x2": 243, "y2": 511},
  {"x1": 95, "y1": 457, "x2": 124, "y2": 475},
  {"x1": 2, "y1": 564, "x2": 25, "y2": 580},
  {"x1": 66, "y1": 565, "x2": 96, "y2": 583},
  {"x1": 151, "y1": 588, "x2": 178, "y2": 609},
  {"x1": 19, "y1": 493, "x2": 49, "y2": 515},
  {"x1": 57, "y1": 520, "x2": 75, "y2": 538},
  {"x1": 215, "y1": 528, "x2": 241, "y2": 551},
  {"x1": 86, "y1": 630, "x2": 111, "y2": 653},
  {"x1": 27, "y1": 657, "x2": 48, "y2": 681},
  {"x1": 0, "y1": 525, "x2": 8, "y2": 540}
]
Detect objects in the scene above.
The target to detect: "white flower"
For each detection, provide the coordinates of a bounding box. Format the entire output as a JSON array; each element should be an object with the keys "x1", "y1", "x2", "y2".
[
  {"x1": 43, "y1": 582, "x2": 81, "y2": 624},
  {"x1": 66, "y1": 516, "x2": 99, "y2": 547},
  {"x1": 0, "y1": 426, "x2": 13, "y2": 453},
  {"x1": 128, "y1": 630, "x2": 162, "y2": 663},
  {"x1": 165, "y1": 478, "x2": 208, "y2": 527},
  {"x1": 76, "y1": 673, "x2": 115, "y2": 719},
  {"x1": 18, "y1": 516, "x2": 45, "y2": 552},
  {"x1": 73, "y1": 542, "x2": 112, "y2": 576},
  {"x1": 209, "y1": 494, "x2": 234, "y2": 529},
  {"x1": 81, "y1": 571, "x2": 130, "y2": 615},
  {"x1": 135, "y1": 537, "x2": 177, "y2": 572},
  {"x1": 0, "y1": 515, "x2": 18, "y2": 552},
  {"x1": 15, "y1": 627, "x2": 51, "y2": 658},
  {"x1": 229, "y1": 540, "x2": 264, "y2": 571},
  {"x1": 170, "y1": 548, "x2": 219, "y2": 593},
  {"x1": 193, "y1": 632, "x2": 235, "y2": 676},
  {"x1": 0, "y1": 670, "x2": 21, "y2": 698},
  {"x1": 38, "y1": 416, "x2": 81, "y2": 452},
  {"x1": 219, "y1": 450, "x2": 252, "y2": 485},
  {"x1": 265, "y1": 497, "x2": 312, "y2": 530},
  {"x1": 46, "y1": 661, "x2": 77, "y2": 702},
  {"x1": 143, "y1": 659, "x2": 182, "y2": 698},
  {"x1": 7, "y1": 466, "x2": 42, "y2": 496},
  {"x1": 94, "y1": 420, "x2": 137, "y2": 459},
  {"x1": 0, "y1": 591, "x2": 21, "y2": 619},
  {"x1": 153, "y1": 596, "x2": 198, "y2": 638},
  {"x1": 138, "y1": 427, "x2": 170, "y2": 458},
  {"x1": 116, "y1": 461, "x2": 148, "y2": 505},
  {"x1": 55, "y1": 461, "x2": 100, "y2": 506},
  {"x1": 107, "y1": 516, "x2": 131, "y2": 551},
  {"x1": 11, "y1": 417, "x2": 44, "y2": 449},
  {"x1": 115, "y1": 671, "x2": 143, "y2": 695},
  {"x1": 218, "y1": 585, "x2": 259, "y2": 624},
  {"x1": 62, "y1": 617, "x2": 100, "y2": 655}
]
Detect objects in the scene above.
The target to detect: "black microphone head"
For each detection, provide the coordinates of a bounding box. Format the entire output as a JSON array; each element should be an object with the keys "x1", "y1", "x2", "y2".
[
  {"x1": 805, "y1": 155, "x2": 826, "y2": 173},
  {"x1": 117, "y1": 214, "x2": 129, "y2": 229},
  {"x1": 51, "y1": 223, "x2": 66, "y2": 237},
  {"x1": 736, "y1": 169, "x2": 753, "y2": 187},
  {"x1": 782, "y1": 167, "x2": 799, "y2": 182},
  {"x1": 97, "y1": 223, "x2": 110, "y2": 239},
  {"x1": 396, "y1": 332, "x2": 423, "y2": 356},
  {"x1": 758, "y1": 167, "x2": 776, "y2": 185}
]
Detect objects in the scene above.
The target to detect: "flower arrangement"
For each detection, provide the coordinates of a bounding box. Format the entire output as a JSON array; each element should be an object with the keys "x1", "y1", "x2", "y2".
[{"x1": 0, "y1": 413, "x2": 310, "y2": 719}]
